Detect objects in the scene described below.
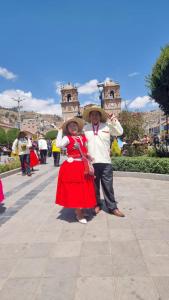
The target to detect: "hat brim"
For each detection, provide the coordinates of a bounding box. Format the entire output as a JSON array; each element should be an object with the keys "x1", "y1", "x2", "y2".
[
  {"x1": 62, "y1": 117, "x2": 85, "y2": 134},
  {"x1": 83, "y1": 106, "x2": 108, "y2": 123}
]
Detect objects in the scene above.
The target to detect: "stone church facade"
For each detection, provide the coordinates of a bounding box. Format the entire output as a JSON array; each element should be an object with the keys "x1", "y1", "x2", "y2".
[{"x1": 60, "y1": 79, "x2": 122, "y2": 121}]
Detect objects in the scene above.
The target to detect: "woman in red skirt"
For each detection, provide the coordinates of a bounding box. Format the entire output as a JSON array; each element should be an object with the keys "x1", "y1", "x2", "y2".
[
  {"x1": 30, "y1": 146, "x2": 39, "y2": 170},
  {"x1": 56, "y1": 117, "x2": 96, "y2": 224},
  {"x1": 0, "y1": 178, "x2": 4, "y2": 203}
]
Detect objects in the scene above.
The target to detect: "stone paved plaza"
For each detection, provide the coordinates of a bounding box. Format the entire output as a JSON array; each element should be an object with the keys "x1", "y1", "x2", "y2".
[{"x1": 0, "y1": 157, "x2": 169, "y2": 300}]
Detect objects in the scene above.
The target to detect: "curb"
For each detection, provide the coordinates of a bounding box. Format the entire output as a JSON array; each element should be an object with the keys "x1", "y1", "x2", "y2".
[
  {"x1": 114, "y1": 171, "x2": 169, "y2": 181},
  {"x1": 0, "y1": 168, "x2": 20, "y2": 178}
]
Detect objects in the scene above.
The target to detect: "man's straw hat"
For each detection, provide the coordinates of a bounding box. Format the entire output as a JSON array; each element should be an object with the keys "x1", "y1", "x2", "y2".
[{"x1": 83, "y1": 105, "x2": 108, "y2": 123}]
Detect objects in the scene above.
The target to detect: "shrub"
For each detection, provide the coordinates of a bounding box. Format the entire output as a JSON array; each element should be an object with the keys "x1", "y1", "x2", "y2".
[
  {"x1": 123, "y1": 144, "x2": 148, "y2": 156},
  {"x1": 0, "y1": 158, "x2": 20, "y2": 174},
  {"x1": 112, "y1": 156, "x2": 169, "y2": 174}
]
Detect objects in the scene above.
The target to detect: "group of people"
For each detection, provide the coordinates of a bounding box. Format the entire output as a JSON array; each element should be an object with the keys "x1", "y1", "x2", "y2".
[
  {"x1": 1, "y1": 105, "x2": 125, "y2": 224},
  {"x1": 55, "y1": 105, "x2": 125, "y2": 223}
]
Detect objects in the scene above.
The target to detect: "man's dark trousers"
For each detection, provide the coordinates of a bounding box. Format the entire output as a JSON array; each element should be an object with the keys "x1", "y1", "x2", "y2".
[{"x1": 93, "y1": 163, "x2": 117, "y2": 211}]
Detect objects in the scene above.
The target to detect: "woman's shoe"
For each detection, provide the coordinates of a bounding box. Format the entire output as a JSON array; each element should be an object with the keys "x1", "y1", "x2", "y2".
[
  {"x1": 76, "y1": 217, "x2": 87, "y2": 224},
  {"x1": 75, "y1": 208, "x2": 87, "y2": 224}
]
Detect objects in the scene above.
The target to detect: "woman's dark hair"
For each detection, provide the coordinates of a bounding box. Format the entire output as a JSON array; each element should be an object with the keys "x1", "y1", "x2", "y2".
[{"x1": 18, "y1": 131, "x2": 27, "y2": 139}]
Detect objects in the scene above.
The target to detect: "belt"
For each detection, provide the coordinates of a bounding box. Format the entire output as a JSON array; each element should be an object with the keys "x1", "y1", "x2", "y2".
[{"x1": 67, "y1": 157, "x2": 82, "y2": 162}]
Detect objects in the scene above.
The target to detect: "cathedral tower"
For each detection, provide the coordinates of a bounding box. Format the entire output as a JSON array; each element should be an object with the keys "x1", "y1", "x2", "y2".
[
  {"x1": 60, "y1": 83, "x2": 80, "y2": 121},
  {"x1": 103, "y1": 79, "x2": 121, "y2": 116}
]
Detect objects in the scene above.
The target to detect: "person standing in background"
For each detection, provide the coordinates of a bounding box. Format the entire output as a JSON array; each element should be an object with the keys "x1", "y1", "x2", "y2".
[
  {"x1": 52, "y1": 138, "x2": 61, "y2": 167},
  {"x1": 12, "y1": 131, "x2": 32, "y2": 176},
  {"x1": 0, "y1": 178, "x2": 4, "y2": 203},
  {"x1": 38, "y1": 135, "x2": 48, "y2": 164}
]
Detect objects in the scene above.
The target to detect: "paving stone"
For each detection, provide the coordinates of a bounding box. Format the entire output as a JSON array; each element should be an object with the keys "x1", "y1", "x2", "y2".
[
  {"x1": 74, "y1": 277, "x2": 115, "y2": 300},
  {"x1": 114, "y1": 276, "x2": 160, "y2": 300},
  {"x1": 0, "y1": 259, "x2": 17, "y2": 278},
  {"x1": 135, "y1": 228, "x2": 164, "y2": 240},
  {"x1": 144, "y1": 256, "x2": 169, "y2": 276},
  {"x1": 44, "y1": 257, "x2": 80, "y2": 279},
  {"x1": 0, "y1": 278, "x2": 40, "y2": 300},
  {"x1": 34, "y1": 277, "x2": 76, "y2": 300},
  {"x1": 81, "y1": 241, "x2": 111, "y2": 256},
  {"x1": 50, "y1": 241, "x2": 82, "y2": 257},
  {"x1": 0, "y1": 243, "x2": 27, "y2": 258},
  {"x1": 139, "y1": 240, "x2": 169, "y2": 256},
  {"x1": 153, "y1": 276, "x2": 169, "y2": 300},
  {"x1": 10, "y1": 258, "x2": 47, "y2": 278},
  {"x1": 109, "y1": 229, "x2": 136, "y2": 241},
  {"x1": 83, "y1": 226, "x2": 109, "y2": 242},
  {"x1": 58, "y1": 228, "x2": 85, "y2": 242},
  {"x1": 80, "y1": 255, "x2": 113, "y2": 277},
  {"x1": 23, "y1": 243, "x2": 53, "y2": 258}
]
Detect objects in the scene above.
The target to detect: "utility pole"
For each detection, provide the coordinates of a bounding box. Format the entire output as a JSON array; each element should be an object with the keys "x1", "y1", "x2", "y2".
[
  {"x1": 12, "y1": 97, "x2": 25, "y2": 130},
  {"x1": 97, "y1": 82, "x2": 105, "y2": 108}
]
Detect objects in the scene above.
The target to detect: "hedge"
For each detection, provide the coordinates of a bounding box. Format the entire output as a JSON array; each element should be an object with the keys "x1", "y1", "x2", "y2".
[
  {"x1": 0, "y1": 159, "x2": 20, "y2": 174},
  {"x1": 112, "y1": 156, "x2": 169, "y2": 174}
]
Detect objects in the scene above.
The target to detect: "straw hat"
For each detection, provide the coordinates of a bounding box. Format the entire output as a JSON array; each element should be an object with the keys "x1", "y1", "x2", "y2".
[
  {"x1": 83, "y1": 105, "x2": 108, "y2": 123},
  {"x1": 62, "y1": 117, "x2": 85, "y2": 134}
]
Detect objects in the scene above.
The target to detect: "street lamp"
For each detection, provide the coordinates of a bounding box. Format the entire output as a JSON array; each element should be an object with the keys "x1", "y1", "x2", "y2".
[
  {"x1": 97, "y1": 82, "x2": 104, "y2": 108},
  {"x1": 12, "y1": 96, "x2": 25, "y2": 130}
]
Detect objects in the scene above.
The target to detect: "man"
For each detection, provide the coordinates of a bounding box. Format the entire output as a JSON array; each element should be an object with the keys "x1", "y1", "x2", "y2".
[
  {"x1": 83, "y1": 106, "x2": 125, "y2": 217},
  {"x1": 38, "y1": 135, "x2": 48, "y2": 164},
  {"x1": 52, "y1": 138, "x2": 61, "y2": 166}
]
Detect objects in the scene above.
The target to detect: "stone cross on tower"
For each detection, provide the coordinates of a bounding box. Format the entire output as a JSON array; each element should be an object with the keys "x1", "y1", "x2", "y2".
[{"x1": 60, "y1": 83, "x2": 80, "y2": 121}]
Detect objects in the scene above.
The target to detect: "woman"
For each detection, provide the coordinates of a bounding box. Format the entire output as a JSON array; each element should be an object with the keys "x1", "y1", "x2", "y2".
[
  {"x1": 12, "y1": 131, "x2": 32, "y2": 176},
  {"x1": 0, "y1": 178, "x2": 4, "y2": 203},
  {"x1": 56, "y1": 117, "x2": 96, "y2": 224},
  {"x1": 30, "y1": 141, "x2": 39, "y2": 171}
]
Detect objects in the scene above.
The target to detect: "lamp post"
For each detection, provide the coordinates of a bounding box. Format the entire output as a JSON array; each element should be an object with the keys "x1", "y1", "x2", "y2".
[
  {"x1": 97, "y1": 82, "x2": 104, "y2": 108},
  {"x1": 12, "y1": 96, "x2": 25, "y2": 130}
]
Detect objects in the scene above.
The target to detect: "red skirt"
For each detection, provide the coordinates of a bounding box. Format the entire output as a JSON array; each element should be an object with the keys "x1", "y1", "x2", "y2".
[
  {"x1": 56, "y1": 160, "x2": 96, "y2": 208},
  {"x1": 30, "y1": 150, "x2": 39, "y2": 167},
  {"x1": 0, "y1": 179, "x2": 4, "y2": 203}
]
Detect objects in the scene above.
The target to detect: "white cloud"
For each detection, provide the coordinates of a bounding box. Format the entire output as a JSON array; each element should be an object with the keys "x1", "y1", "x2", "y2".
[
  {"x1": 128, "y1": 96, "x2": 158, "y2": 110},
  {"x1": 0, "y1": 66, "x2": 17, "y2": 80},
  {"x1": 78, "y1": 79, "x2": 99, "y2": 94},
  {"x1": 0, "y1": 89, "x2": 62, "y2": 115},
  {"x1": 128, "y1": 72, "x2": 140, "y2": 77}
]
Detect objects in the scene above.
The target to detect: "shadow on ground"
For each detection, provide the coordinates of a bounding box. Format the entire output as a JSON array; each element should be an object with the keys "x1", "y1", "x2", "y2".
[
  {"x1": 0, "y1": 203, "x2": 6, "y2": 214},
  {"x1": 57, "y1": 207, "x2": 96, "y2": 223}
]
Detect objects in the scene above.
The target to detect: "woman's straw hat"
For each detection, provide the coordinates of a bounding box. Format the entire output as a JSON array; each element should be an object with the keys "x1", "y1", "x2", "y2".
[
  {"x1": 62, "y1": 117, "x2": 85, "y2": 134},
  {"x1": 83, "y1": 105, "x2": 108, "y2": 123}
]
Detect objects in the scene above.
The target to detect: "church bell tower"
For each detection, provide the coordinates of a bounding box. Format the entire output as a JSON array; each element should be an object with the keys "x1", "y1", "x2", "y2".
[
  {"x1": 60, "y1": 83, "x2": 80, "y2": 121},
  {"x1": 103, "y1": 79, "x2": 121, "y2": 116}
]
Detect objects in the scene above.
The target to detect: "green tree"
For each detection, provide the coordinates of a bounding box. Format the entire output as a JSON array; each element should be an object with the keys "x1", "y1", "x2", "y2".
[
  {"x1": 0, "y1": 128, "x2": 7, "y2": 145},
  {"x1": 119, "y1": 111, "x2": 145, "y2": 142},
  {"x1": 147, "y1": 45, "x2": 169, "y2": 133},
  {"x1": 45, "y1": 130, "x2": 58, "y2": 140},
  {"x1": 6, "y1": 128, "x2": 19, "y2": 144}
]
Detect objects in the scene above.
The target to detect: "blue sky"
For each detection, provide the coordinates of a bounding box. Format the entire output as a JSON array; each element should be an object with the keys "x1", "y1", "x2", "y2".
[{"x1": 0, "y1": 0, "x2": 169, "y2": 115}]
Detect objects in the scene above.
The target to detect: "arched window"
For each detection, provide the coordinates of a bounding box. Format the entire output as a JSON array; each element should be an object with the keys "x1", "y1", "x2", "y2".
[
  {"x1": 67, "y1": 94, "x2": 71, "y2": 102},
  {"x1": 110, "y1": 90, "x2": 114, "y2": 98}
]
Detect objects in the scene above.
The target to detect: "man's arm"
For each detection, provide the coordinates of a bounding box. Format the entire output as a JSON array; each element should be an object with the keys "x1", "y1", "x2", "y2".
[{"x1": 107, "y1": 115, "x2": 123, "y2": 136}]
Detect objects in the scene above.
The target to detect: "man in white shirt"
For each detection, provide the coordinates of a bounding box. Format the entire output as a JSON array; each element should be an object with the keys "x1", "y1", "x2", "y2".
[
  {"x1": 83, "y1": 106, "x2": 125, "y2": 217},
  {"x1": 38, "y1": 136, "x2": 48, "y2": 164}
]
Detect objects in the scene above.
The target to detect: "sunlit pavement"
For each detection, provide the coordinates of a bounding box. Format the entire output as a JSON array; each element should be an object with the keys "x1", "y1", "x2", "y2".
[{"x1": 0, "y1": 157, "x2": 169, "y2": 300}]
